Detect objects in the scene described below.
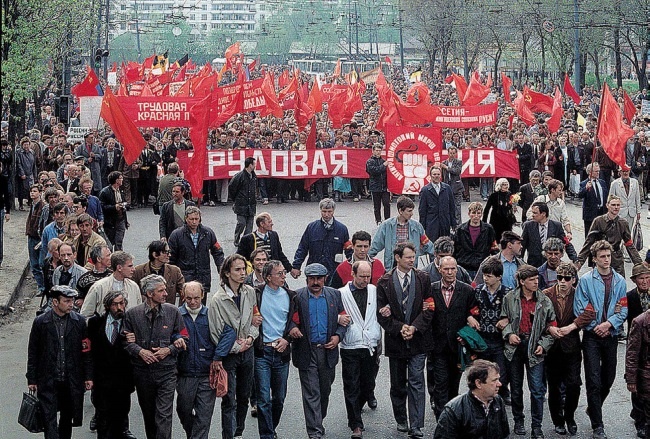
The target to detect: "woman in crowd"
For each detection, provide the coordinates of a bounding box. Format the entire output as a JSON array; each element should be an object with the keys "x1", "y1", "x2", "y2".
[{"x1": 482, "y1": 178, "x2": 517, "y2": 242}]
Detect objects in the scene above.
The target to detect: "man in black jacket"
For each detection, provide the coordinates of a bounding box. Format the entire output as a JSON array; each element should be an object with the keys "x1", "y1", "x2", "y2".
[
  {"x1": 98, "y1": 171, "x2": 128, "y2": 251},
  {"x1": 521, "y1": 201, "x2": 577, "y2": 268},
  {"x1": 237, "y1": 212, "x2": 292, "y2": 273},
  {"x1": 434, "y1": 360, "x2": 510, "y2": 439},
  {"x1": 26, "y1": 285, "x2": 93, "y2": 439},
  {"x1": 518, "y1": 170, "x2": 542, "y2": 223},
  {"x1": 87, "y1": 291, "x2": 135, "y2": 439},
  {"x1": 229, "y1": 157, "x2": 257, "y2": 246},
  {"x1": 158, "y1": 182, "x2": 195, "y2": 241},
  {"x1": 428, "y1": 256, "x2": 478, "y2": 420},
  {"x1": 453, "y1": 202, "x2": 497, "y2": 279},
  {"x1": 366, "y1": 143, "x2": 390, "y2": 225}
]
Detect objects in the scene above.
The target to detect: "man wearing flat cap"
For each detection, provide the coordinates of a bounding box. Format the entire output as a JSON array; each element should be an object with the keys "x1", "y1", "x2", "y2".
[
  {"x1": 289, "y1": 263, "x2": 349, "y2": 439},
  {"x1": 27, "y1": 285, "x2": 94, "y2": 439},
  {"x1": 627, "y1": 263, "x2": 650, "y2": 437}
]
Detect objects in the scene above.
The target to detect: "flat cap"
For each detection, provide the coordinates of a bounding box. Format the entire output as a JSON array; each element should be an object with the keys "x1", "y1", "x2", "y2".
[
  {"x1": 631, "y1": 264, "x2": 650, "y2": 280},
  {"x1": 49, "y1": 285, "x2": 79, "y2": 298},
  {"x1": 304, "y1": 263, "x2": 328, "y2": 277}
]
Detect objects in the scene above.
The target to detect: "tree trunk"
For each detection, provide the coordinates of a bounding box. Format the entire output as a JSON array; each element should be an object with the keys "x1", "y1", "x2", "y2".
[
  {"x1": 613, "y1": 27, "x2": 623, "y2": 88},
  {"x1": 580, "y1": 53, "x2": 587, "y2": 89},
  {"x1": 33, "y1": 90, "x2": 43, "y2": 132},
  {"x1": 593, "y1": 49, "x2": 602, "y2": 89},
  {"x1": 541, "y1": 33, "x2": 546, "y2": 86},
  {"x1": 8, "y1": 97, "x2": 26, "y2": 146}
]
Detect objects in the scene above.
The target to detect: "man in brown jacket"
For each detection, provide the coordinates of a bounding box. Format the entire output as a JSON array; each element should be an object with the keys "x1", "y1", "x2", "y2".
[
  {"x1": 133, "y1": 240, "x2": 185, "y2": 305},
  {"x1": 544, "y1": 262, "x2": 595, "y2": 436},
  {"x1": 26, "y1": 183, "x2": 45, "y2": 294},
  {"x1": 626, "y1": 307, "x2": 650, "y2": 439}
]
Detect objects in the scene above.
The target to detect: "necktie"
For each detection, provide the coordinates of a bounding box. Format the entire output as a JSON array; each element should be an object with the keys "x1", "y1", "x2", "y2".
[
  {"x1": 111, "y1": 320, "x2": 119, "y2": 345},
  {"x1": 402, "y1": 274, "x2": 410, "y2": 310},
  {"x1": 593, "y1": 180, "x2": 601, "y2": 207},
  {"x1": 444, "y1": 284, "x2": 454, "y2": 307},
  {"x1": 540, "y1": 223, "x2": 547, "y2": 246}
]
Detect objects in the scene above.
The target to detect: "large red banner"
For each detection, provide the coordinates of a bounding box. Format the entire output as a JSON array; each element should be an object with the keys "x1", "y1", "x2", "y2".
[
  {"x1": 117, "y1": 96, "x2": 202, "y2": 127},
  {"x1": 177, "y1": 148, "x2": 372, "y2": 180},
  {"x1": 430, "y1": 103, "x2": 498, "y2": 128},
  {"x1": 385, "y1": 126, "x2": 443, "y2": 195},
  {"x1": 439, "y1": 148, "x2": 520, "y2": 179},
  {"x1": 212, "y1": 77, "x2": 266, "y2": 114}
]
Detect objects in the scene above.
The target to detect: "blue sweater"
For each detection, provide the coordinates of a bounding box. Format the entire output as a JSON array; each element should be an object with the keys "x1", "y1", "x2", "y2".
[{"x1": 260, "y1": 285, "x2": 290, "y2": 343}]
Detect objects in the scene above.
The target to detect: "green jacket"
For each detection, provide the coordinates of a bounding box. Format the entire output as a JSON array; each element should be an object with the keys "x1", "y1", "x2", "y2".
[{"x1": 500, "y1": 288, "x2": 556, "y2": 367}]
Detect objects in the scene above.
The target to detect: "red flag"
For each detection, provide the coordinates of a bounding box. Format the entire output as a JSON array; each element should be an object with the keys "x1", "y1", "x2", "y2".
[
  {"x1": 294, "y1": 83, "x2": 314, "y2": 132},
  {"x1": 445, "y1": 73, "x2": 468, "y2": 104},
  {"x1": 100, "y1": 88, "x2": 146, "y2": 165},
  {"x1": 278, "y1": 70, "x2": 290, "y2": 89},
  {"x1": 623, "y1": 90, "x2": 637, "y2": 125},
  {"x1": 110, "y1": 62, "x2": 117, "y2": 73},
  {"x1": 187, "y1": 94, "x2": 212, "y2": 198},
  {"x1": 501, "y1": 72, "x2": 513, "y2": 104},
  {"x1": 545, "y1": 87, "x2": 564, "y2": 133},
  {"x1": 307, "y1": 81, "x2": 323, "y2": 113},
  {"x1": 384, "y1": 56, "x2": 392, "y2": 65},
  {"x1": 278, "y1": 75, "x2": 298, "y2": 101},
  {"x1": 124, "y1": 62, "x2": 142, "y2": 83},
  {"x1": 514, "y1": 90, "x2": 536, "y2": 126},
  {"x1": 333, "y1": 59, "x2": 341, "y2": 78},
  {"x1": 174, "y1": 64, "x2": 188, "y2": 82},
  {"x1": 248, "y1": 58, "x2": 258, "y2": 72},
  {"x1": 259, "y1": 73, "x2": 283, "y2": 118},
  {"x1": 597, "y1": 83, "x2": 635, "y2": 169},
  {"x1": 140, "y1": 55, "x2": 155, "y2": 77},
  {"x1": 71, "y1": 66, "x2": 104, "y2": 97},
  {"x1": 224, "y1": 42, "x2": 241, "y2": 68},
  {"x1": 117, "y1": 81, "x2": 128, "y2": 96},
  {"x1": 139, "y1": 81, "x2": 154, "y2": 97},
  {"x1": 462, "y1": 72, "x2": 491, "y2": 106},
  {"x1": 522, "y1": 86, "x2": 554, "y2": 114},
  {"x1": 563, "y1": 73, "x2": 581, "y2": 105}
]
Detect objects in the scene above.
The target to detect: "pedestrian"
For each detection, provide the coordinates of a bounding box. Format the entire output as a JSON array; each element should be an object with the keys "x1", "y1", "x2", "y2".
[
  {"x1": 71, "y1": 213, "x2": 106, "y2": 268},
  {"x1": 207, "y1": 254, "x2": 259, "y2": 439},
  {"x1": 339, "y1": 261, "x2": 383, "y2": 438},
  {"x1": 16, "y1": 136, "x2": 37, "y2": 210},
  {"x1": 482, "y1": 178, "x2": 516, "y2": 242},
  {"x1": 168, "y1": 206, "x2": 224, "y2": 300},
  {"x1": 291, "y1": 198, "x2": 352, "y2": 283},
  {"x1": 253, "y1": 260, "x2": 297, "y2": 439},
  {"x1": 452, "y1": 201, "x2": 497, "y2": 279},
  {"x1": 289, "y1": 263, "x2": 349, "y2": 439},
  {"x1": 578, "y1": 162, "x2": 607, "y2": 238},
  {"x1": 158, "y1": 182, "x2": 195, "y2": 241},
  {"x1": 434, "y1": 360, "x2": 510, "y2": 439},
  {"x1": 610, "y1": 165, "x2": 642, "y2": 228},
  {"x1": 474, "y1": 231, "x2": 525, "y2": 290},
  {"x1": 626, "y1": 307, "x2": 650, "y2": 439},
  {"x1": 501, "y1": 264, "x2": 557, "y2": 438},
  {"x1": 365, "y1": 143, "x2": 390, "y2": 225},
  {"x1": 87, "y1": 290, "x2": 136, "y2": 439},
  {"x1": 422, "y1": 236, "x2": 472, "y2": 285},
  {"x1": 246, "y1": 248, "x2": 268, "y2": 288},
  {"x1": 331, "y1": 230, "x2": 385, "y2": 289},
  {"x1": 176, "y1": 282, "x2": 219, "y2": 439},
  {"x1": 521, "y1": 201, "x2": 577, "y2": 268},
  {"x1": 537, "y1": 237, "x2": 566, "y2": 290},
  {"x1": 376, "y1": 242, "x2": 434, "y2": 439},
  {"x1": 526, "y1": 179, "x2": 573, "y2": 239},
  {"x1": 51, "y1": 242, "x2": 87, "y2": 291},
  {"x1": 39, "y1": 202, "x2": 67, "y2": 267},
  {"x1": 518, "y1": 170, "x2": 542, "y2": 223},
  {"x1": 123, "y1": 274, "x2": 187, "y2": 439},
  {"x1": 574, "y1": 240, "x2": 628, "y2": 439},
  {"x1": 133, "y1": 240, "x2": 185, "y2": 306},
  {"x1": 369, "y1": 196, "x2": 434, "y2": 271},
  {"x1": 25, "y1": 183, "x2": 44, "y2": 292},
  {"x1": 237, "y1": 212, "x2": 293, "y2": 274},
  {"x1": 229, "y1": 156, "x2": 257, "y2": 246},
  {"x1": 74, "y1": 133, "x2": 103, "y2": 195},
  {"x1": 441, "y1": 146, "x2": 464, "y2": 226},
  {"x1": 419, "y1": 165, "x2": 456, "y2": 243},
  {"x1": 98, "y1": 171, "x2": 129, "y2": 251},
  {"x1": 26, "y1": 285, "x2": 93, "y2": 439}
]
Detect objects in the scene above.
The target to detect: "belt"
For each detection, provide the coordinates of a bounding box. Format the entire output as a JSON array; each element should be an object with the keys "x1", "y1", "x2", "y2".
[
  {"x1": 311, "y1": 343, "x2": 325, "y2": 348},
  {"x1": 263, "y1": 342, "x2": 277, "y2": 347}
]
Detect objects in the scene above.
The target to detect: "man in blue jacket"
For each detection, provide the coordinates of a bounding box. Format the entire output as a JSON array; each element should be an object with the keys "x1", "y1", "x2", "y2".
[{"x1": 419, "y1": 165, "x2": 456, "y2": 243}]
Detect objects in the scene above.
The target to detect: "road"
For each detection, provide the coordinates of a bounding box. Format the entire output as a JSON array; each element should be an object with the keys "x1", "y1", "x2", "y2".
[{"x1": 1, "y1": 193, "x2": 647, "y2": 438}]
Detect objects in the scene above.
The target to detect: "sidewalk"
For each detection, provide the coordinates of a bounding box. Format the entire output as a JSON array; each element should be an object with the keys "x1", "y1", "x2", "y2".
[{"x1": 0, "y1": 209, "x2": 30, "y2": 313}]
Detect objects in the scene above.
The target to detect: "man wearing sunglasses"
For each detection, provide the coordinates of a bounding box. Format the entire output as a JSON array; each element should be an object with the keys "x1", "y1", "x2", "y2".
[{"x1": 544, "y1": 262, "x2": 595, "y2": 436}]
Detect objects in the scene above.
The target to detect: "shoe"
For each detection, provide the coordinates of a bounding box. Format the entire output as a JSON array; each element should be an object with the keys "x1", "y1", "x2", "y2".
[
  {"x1": 251, "y1": 405, "x2": 257, "y2": 417},
  {"x1": 234, "y1": 436, "x2": 243, "y2": 439},
  {"x1": 262, "y1": 199, "x2": 269, "y2": 205},
  {"x1": 208, "y1": 201, "x2": 216, "y2": 206},
  {"x1": 592, "y1": 427, "x2": 607, "y2": 439},
  {"x1": 408, "y1": 428, "x2": 423, "y2": 438},
  {"x1": 531, "y1": 427, "x2": 545, "y2": 438},
  {"x1": 123, "y1": 430, "x2": 137, "y2": 439},
  {"x1": 514, "y1": 420, "x2": 526, "y2": 435},
  {"x1": 353, "y1": 197, "x2": 360, "y2": 202},
  {"x1": 637, "y1": 426, "x2": 646, "y2": 438},
  {"x1": 554, "y1": 425, "x2": 567, "y2": 435},
  {"x1": 367, "y1": 397, "x2": 377, "y2": 409},
  {"x1": 396, "y1": 423, "x2": 409, "y2": 432},
  {"x1": 89, "y1": 415, "x2": 97, "y2": 432},
  {"x1": 566, "y1": 420, "x2": 577, "y2": 436},
  {"x1": 351, "y1": 428, "x2": 363, "y2": 438}
]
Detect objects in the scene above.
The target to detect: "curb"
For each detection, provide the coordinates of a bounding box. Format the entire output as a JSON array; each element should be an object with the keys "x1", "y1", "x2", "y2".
[{"x1": 0, "y1": 261, "x2": 30, "y2": 315}]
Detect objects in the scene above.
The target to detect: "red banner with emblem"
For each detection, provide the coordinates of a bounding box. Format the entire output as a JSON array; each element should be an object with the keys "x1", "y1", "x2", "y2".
[{"x1": 430, "y1": 103, "x2": 498, "y2": 128}]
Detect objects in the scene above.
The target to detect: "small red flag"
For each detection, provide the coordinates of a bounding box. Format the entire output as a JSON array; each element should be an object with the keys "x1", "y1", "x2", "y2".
[
  {"x1": 546, "y1": 87, "x2": 564, "y2": 133},
  {"x1": 501, "y1": 72, "x2": 513, "y2": 104},
  {"x1": 307, "y1": 80, "x2": 323, "y2": 113},
  {"x1": 187, "y1": 94, "x2": 212, "y2": 198},
  {"x1": 445, "y1": 73, "x2": 468, "y2": 104},
  {"x1": 514, "y1": 90, "x2": 536, "y2": 126},
  {"x1": 71, "y1": 66, "x2": 104, "y2": 97},
  {"x1": 522, "y1": 86, "x2": 554, "y2": 114},
  {"x1": 563, "y1": 73, "x2": 581, "y2": 105},
  {"x1": 462, "y1": 72, "x2": 491, "y2": 106},
  {"x1": 333, "y1": 59, "x2": 342, "y2": 78},
  {"x1": 623, "y1": 90, "x2": 637, "y2": 125},
  {"x1": 384, "y1": 55, "x2": 392, "y2": 65},
  {"x1": 597, "y1": 83, "x2": 635, "y2": 170},
  {"x1": 259, "y1": 73, "x2": 283, "y2": 118},
  {"x1": 100, "y1": 88, "x2": 146, "y2": 164}
]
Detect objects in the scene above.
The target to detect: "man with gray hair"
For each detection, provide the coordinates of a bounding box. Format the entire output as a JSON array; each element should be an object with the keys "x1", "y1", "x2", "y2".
[
  {"x1": 537, "y1": 238, "x2": 565, "y2": 290},
  {"x1": 291, "y1": 198, "x2": 352, "y2": 284},
  {"x1": 423, "y1": 237, "x2": 471, "y2": 285},
  {"x1": 124, "y1": 274, "x2": 187, "y2": 439},
  {"x1": 76, "y1": 243, "x2": 112, "y2": 310}
]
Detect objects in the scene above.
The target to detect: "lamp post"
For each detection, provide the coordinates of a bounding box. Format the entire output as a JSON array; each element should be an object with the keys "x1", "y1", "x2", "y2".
[
  {"x1": 398, "y1": 0, "x2": 404, "y2": 69},
  {"x1": 573, "y1": 0, "x2": 581, "y2": 95}
]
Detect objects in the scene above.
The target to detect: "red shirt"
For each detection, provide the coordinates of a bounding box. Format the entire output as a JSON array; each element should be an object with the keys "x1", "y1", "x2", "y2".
[{"x1": 519, "y1": 293, "x2": 537, "y2": 335}]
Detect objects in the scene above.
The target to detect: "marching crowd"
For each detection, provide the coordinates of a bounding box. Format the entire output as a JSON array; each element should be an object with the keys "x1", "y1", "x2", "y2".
[{"x1": 1, "y1": 68, "x2": 650, "y2": 439}]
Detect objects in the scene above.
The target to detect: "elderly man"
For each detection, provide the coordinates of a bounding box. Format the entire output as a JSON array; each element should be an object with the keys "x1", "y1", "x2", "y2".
[
  {"x1": 253, "y1": 260, "x2": 297, "y2": 439},
  {"x1": 27, "y1": 285, "x2": 93, "y2": 439},
  {"x1": 339, "y1": 260, "x2": 382, "y2": 438},
  {"x1": 123, "y1": 274, "x2": 186, "y2": 439},
  {"x1": 291, "y1": 198, "x2": 352, "y2": 283},
  {"x1": 434, "y1": 360, "x2": 510, "y2": 439},
  {"x1": 133, "y1": 240, "x2": 185, "y2": 306},
  {"x1": 610, "y1": 165, "x2": 642, "y2": 227},
  {"x1": 80, "y1": 251, "x2": 142, "y2": 317},
  {"x1": 87, "y1": 291, "x2": 135, "y2": 439},
  {"x1": 289, "y1": 263, "x2": 348, "y2": 439}
]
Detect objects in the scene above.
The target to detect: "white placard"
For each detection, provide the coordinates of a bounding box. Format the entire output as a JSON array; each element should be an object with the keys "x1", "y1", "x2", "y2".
[
  {"x1": 67, "y1": 126, "x2": 91, "y2": 143},
  {"x1": 79, "y1": 96, "x2": 104, "y2": 128},
  {"x1": 641, "y1": 99, "x2": 650, "y2": 116},
  {"x1": 107, "y1": 71, "x2": 117, "y2": 86}
]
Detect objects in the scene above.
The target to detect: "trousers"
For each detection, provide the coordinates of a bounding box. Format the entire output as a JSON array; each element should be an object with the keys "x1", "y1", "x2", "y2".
[{"x1": 133, "y1": 367, "x2": 176, "y2": 439}]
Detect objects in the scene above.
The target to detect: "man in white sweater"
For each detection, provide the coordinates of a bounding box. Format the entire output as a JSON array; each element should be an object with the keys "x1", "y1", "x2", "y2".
[{"x1": 339, "y1": 260, "x2": 382, "y2": 439}]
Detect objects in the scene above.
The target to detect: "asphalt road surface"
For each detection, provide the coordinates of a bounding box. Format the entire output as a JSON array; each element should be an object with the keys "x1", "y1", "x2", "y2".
[{"x1": 1, "y1": 193, "x2": 647, "y2": 438}]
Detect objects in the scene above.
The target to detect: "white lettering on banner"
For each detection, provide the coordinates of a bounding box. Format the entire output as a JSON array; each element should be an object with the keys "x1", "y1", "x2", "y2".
[
  {"x1": 388, "y1": 132, "x2": 415, "y2": 151},
  {"x1": 227, "y1": 150, "x2": 245, "y2": 176},
  {"x1": 330, "y1": 150, "x2": 348, "y2": 175},
  {"x1": 272, "y1": 151, "x2": 290, "y2": 177},
  {"x1": 67, "y1": 127, "x2": 91, "y2": 143},
  {"x1": 243, "y1": 96, "x2": 266, "y2": 109},
  {"x1": 478, "y1": 150, "x2": 495, "y2": 175},
  {"x1": 291, "y1": 151, "x2": 308, "y2": 176},
  {"x1": 135, "y1": 102, "x2": 190, "y2": 122},
  {"x1": 439, "y1": 107, "x2": 466, "y2": 116},
  {"x1": 207, "y1": 152, "x2": 223, "y2": 177},
  {"x1": 312, "y1": 151, "x2": 328, "y2": 174},
  {"x1": 441, "y1": 149, "x2": 496, "y2": 176},
  {"x1": 251, "y1": 150, "x2": 269, "y2": 176},
  {"x1": 136, "y1": 102, "x2": 188, "y2": 112}
]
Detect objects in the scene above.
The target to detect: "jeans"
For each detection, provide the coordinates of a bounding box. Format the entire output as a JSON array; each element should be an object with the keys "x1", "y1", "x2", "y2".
[
  {"x1": 371, "y1": 192, "x2": 390, "y2": 223},
  {"x1": 28, "y1": 235, "x2": 45, "y2": 292},
  {"x1": 176, "y1": 375, "x2": 217, "y2": 439},
  {"x1": 388, "y1": 353, "x2": 426, "y2": 431},
  {"x1": 480, "y1": 178, "x2": 494, "y2": 199},
  {"x1": 476, "y1": 333, "x2": 509, "y2": 395},
  {"x1": 341, "y1": 348, "x2": 378, "y2": 431},
  {"x1": 546, "y1": 348, "x2": 582, "y2": 426},
  {"x1": 582, "y1": 331, "x2": 618, "y2": 429},
  {"x1": 221, "y1": 348, "x2": 254, "y2": 439},
  {"x1": 508, "y1": 338, "x2": 546, "y2": 429},
  {"x1": 427, "y1": 349, "x2": 462, "y2": 419},
  {"x1": 255, "y1": 347, "x2": 290, "y2": 439},
  {"x1": 133, "y1": 367, "x2": 176, "y2": 439}
]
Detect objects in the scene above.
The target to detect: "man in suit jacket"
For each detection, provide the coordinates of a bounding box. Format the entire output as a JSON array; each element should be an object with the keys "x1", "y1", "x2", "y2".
[
  {"x1": 87, "y1": 290, "x2": 135, "y2": 439},
  {"x1": 98, "y1": 171, "x2": 128, "y2": 251},
  {"x1": 61, "y1": 163, "x2": 81, "y2": 195},
  {"x1": 514, "y1": 132, "x2": 534, "y2": 185},
  {"x1": 610, "y1": 166, "x2": 642, "y2": 225},
  {"x1": 376, "y1": 242, "x2": 434, "y2": 438},
  {"x1": 419, "y1": 165, "x2": 456, "y2": 243},
  {"x1": 289, "y1": 263, "x2": 348, "y2": 439},
  {"x1": 428, "y1": 256, "x2": 478, "y2": 420},
  {"x1": 75, "y1": 132, "x2": 103, "y2": 194},
  {"x1": 158, "y1": 182, "x2": 195, "y2": 241},
  {"x1": 521, "y1": 202, "x2": 577, "y2": 268},
  {"x1": 578, "y1": 162, "x2": 607, "y2": 238},
  {"x1": 518, "y1": 171, "x2": 542, "y2": 223},
  {"x1": 441, "y1": 147, "x2": 464, "y2": 226},
  {"x1": 99, "y1": 138, "x2": 122, "y2": 188}
]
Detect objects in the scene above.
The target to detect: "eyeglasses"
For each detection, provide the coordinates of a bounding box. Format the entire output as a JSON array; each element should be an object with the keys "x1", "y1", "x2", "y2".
[
  {"x1": 72, "y1": 206, "x2": 81, "y2": 210},
  {"x1": 161, "y1": 249, "x2": 171, "y2": 254},
  {"x1": 557, "y1": 275, "x2": 574, "y2": 281},
  {"x1": 273, "y1": 270, "x2": 287, "y2": 276}
]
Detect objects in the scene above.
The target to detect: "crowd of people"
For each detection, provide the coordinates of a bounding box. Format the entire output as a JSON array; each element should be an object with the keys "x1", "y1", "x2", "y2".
[{"x1": 3, "y1": 65, "x2": 650, "y2": 439}]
